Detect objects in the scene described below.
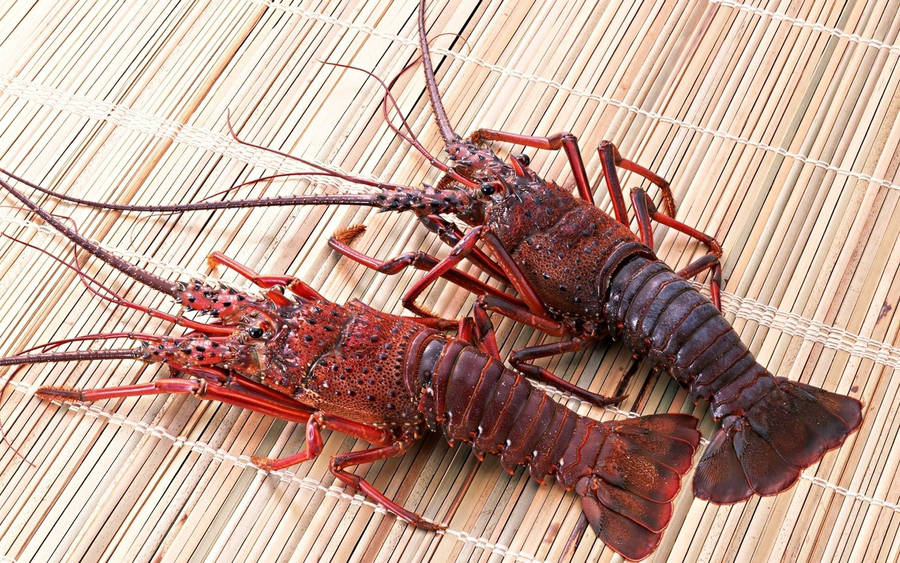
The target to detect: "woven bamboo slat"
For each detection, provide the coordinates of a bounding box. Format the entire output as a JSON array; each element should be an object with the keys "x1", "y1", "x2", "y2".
[{"x1": 0, "y1": 1, "x2": 898, "y2": 561}]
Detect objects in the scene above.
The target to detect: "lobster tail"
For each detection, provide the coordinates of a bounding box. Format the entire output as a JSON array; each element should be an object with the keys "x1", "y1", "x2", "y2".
[
  {"x1": 693, "y1": 378, "x2": 862, "y2": 503},
  {"x1": 570, "y1": 414, "x2": 700, "y2": 560},
  {"x1": 410, "y1": 334, "x2": 700, "y2": 560},
  {"x1": 604, "y1": 255, "x2": 863, "y2": 504}
]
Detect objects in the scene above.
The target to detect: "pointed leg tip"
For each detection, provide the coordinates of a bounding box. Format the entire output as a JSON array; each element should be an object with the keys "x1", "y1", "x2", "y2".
[
  {"x1": 35, "y1": 386, "x2": 84, "y2": 402},
  {"x1": 406, "y1": 515, "x2": 444, "y2": 531},
  {"x1": 332, "y1": 224, "x2": 368, "y2": 245},
  {"x1": 597, "y1": 393, "x2": 628, "y2": 408},
  {"x1": 250, "y1": 455, "x2": 275, "y2": 472}
]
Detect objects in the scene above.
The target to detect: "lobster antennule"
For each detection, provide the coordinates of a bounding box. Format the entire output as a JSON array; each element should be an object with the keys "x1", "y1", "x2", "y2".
[
  {"x1": 693, "y1": 377, "x2": 862, "y2": 503},
  {"x1": 0, "y1": 177, "x2": 180, "y2": 298}
]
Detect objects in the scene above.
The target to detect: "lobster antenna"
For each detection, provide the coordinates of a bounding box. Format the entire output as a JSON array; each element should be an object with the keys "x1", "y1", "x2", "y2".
[
  {"x1": 2, "y1": 221, "x2": 234, "y2": 336},
  {"x1": 0, "y1": 168, "x2": 401, "y2": 215},
  {"x1": 418, "y1": 0, "x2": 460, "y2": 144},
  {"x1": 321, "y1": 60, "x2": 440, "y2": 167},
  {"x1": 0, "y1": 177, "x2": 180, "y2": 297},
  {"x1": 313, "y1": 61, "x2": 478, "y2": 189},
  {"x1": 0, "y1": 347, "x2": 144, "y2": 468},
  {"x1": 0, "y1": 348, "x2": 145, "y2": 367}
]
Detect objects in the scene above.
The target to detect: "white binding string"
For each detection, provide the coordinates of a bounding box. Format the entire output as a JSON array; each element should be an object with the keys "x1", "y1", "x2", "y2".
[
  {"x1": 235, "y1": 0, "x2": 900, "y2": 193},
  {"x1": 0, "y1": 376, "x2": 540, "y2": 563},
  {"x1": 708, "y1": 0, "x2": 900, "y2": 55},
  {"x1": 0, "y1": 75, "x2": 380, "y2": 195},
  {"x1": 696, "y1": 282, "x2": 900, "y2": 370},
  {"x1": 0, "y1": 38, "x2": 898, "y2": 196},
  {"x1": 1, "y1": 214, "x2": 897, "y2": 516}
]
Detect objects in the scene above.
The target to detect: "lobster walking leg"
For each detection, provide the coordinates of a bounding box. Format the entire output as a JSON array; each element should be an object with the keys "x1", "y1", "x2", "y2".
[
  {"x1": 630, "y1": 188, "x2": 723, "y2": 309},
  {"x1": 396, "y1": 226, "x2": 485, "y2": 319},
  {"x1": 477, "y1": 294, "x2": 568, "y2": 336},
  {"x1": 252, "y1": 412, "x2": 394, "y2": 471},
  {"x1": 597, "y1": 140, "x2": 677, "y2": 220},
  {"x1": 329, "y1": 434, "x2": 441, "y2": 530},
  {"x1": 468, "y1": 301, "x2": 502, "y2": 360},
  {"x1": 414, "y1": 213, "x2": 510, "y2": 281},
  {"x1": 37, "y1": 377, "x2": 316, "y2": 423},
  {"x1": 327, "y1": 226, "x2": 517, "y2": 304},
  {"x1": 481, "y1": 232, "x2": 550, "y2": 317},
  {"x1": 507, "y1": 335, "x2": 624, "y2": 407},
  {"x1": 470, "y1": 128, "x2": 594, "y2": 204},
  {"x1": 207, "y1": 251, "x2": 324, "y2": 301}
]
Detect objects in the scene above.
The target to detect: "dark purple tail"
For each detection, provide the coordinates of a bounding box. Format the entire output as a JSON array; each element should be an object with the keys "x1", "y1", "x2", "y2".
[
  {"x1": 573, "y1": 414, "x2": 700, "y2": 560},
  {"x1": 693, "y1": 377, "x2": 862, "y2": 503}
]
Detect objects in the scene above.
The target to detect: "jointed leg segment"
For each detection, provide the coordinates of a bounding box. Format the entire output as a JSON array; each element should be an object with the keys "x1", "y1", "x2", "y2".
[
  {"x1": 471, "y1": 128, "x2": 595, "y2": 204},
  {"x1": 329, "y1": 434, "x2": 441, "y2": 529},
  {"x1": 597, "y1": 140, "x2": 677, "y2": 222},
  {"x1": 207, "y1": 251, "x2": 324, "y2": 302},
  {"x1": 631, "y1": 188, "x2": 723, "y2": 309}
]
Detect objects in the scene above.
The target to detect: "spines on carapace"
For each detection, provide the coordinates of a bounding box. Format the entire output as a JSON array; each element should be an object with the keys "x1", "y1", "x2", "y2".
[
  {"x1": 407, "y1": 334, "x2": 700, "y2": 560},
  {"x1": 605, "y1": 256, "x2": 862, "y2": 503}
]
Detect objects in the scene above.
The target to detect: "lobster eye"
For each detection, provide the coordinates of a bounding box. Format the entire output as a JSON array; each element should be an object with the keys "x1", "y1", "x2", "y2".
[
  {"x1": 480, "y1": 183, "x2": 495, "y2": 196},
  {"x1": 518, "y1": 153, "x2": 530, "y2": 166},
  {"x1": 248, "y1": 327, "x2": 264, "y2": 339}
]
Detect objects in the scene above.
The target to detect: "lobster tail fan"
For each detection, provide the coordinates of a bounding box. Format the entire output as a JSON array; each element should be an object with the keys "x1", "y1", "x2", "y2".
[
  {"x1": 693, "y1": 377, "x2": 862, "y2": 503},
  {"x1": 578, "y1": 414, "x2": 700, "y2": 560}
]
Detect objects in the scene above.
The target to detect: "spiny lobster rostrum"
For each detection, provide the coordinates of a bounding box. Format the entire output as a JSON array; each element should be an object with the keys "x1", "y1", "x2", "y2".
[
  {"x1": 0, "y1": 177, "x2": 701, "y2": 560},
  {"x1": 13, "y1": 0, "x2": 864, "y2": 505}
]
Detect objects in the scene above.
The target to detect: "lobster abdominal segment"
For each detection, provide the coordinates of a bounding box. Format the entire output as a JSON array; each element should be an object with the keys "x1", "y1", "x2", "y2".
[
  {"x1": 604, "y1": 256, "x2": 862, "y2": 502},
  {"x1": 605, "y1": 256, "x2": 788, "y2": 411},
  {"x1": 409, "y1": 334, "x2": 699, "y2": 502},
  {"x1": 406, "y1": 332, "x2": 701, "y2": 553}
]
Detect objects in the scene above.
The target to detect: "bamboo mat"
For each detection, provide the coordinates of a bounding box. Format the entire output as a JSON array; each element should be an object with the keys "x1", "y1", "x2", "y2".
[{"x1": 0, "y1": 0, "x2": 898, "y2": 561}]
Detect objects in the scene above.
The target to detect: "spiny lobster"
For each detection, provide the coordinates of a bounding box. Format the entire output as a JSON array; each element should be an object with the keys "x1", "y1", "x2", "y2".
[
  {"x1": 0, "y1": 177, "x2": 701, "y2": 560},
  {"x1": 1, "y1": 0, "x2": 862, "y2": 506}
]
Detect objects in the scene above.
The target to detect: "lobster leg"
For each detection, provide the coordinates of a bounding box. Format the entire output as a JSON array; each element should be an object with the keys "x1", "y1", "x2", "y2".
[
  {"x1": 455, "y1": 303, "x2": 502, "y2": 360},
  {"x1": 37, "y1": 377, "x2": 316, "y2": 423},
  {"x1": 207, "y1": 251, "x2": 324, "y2": 301},
  {"x1": 414, "y1": 213, "x2": 510, "y2": 281},
  {"x1": 597, "y1": 140, "x2": 676, "y2": 221},
  {"x1": 508, "y1": 337, "x2": 625, "y2": 408},
  {"x1": 252, "y1": 412, "x2": 394, "y2": 471},
  {"x1": 328, "y1": 226, "x2": 518, "y2": 305},
  {"x1": 470, "y1": 129, "x2": 594, "y2": 204},
  {"x1": 329, "y1": 432, "x2": 441, "y2": 530},
  {"x1": 481, "y1": 232, "x2": 551, "y2": 317},
  {"x1": 397, "y1": 226, "x2": 485, "y2": 319},
  {"x1": 477, "y1": 294, "x2": 568, "y2": 336},
  {"x1": 630, "y1": 188, "x2": 723, "y2": 309},
  {"x1": 472, "y1": 300, "x2": 623, "y2": 407}
]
